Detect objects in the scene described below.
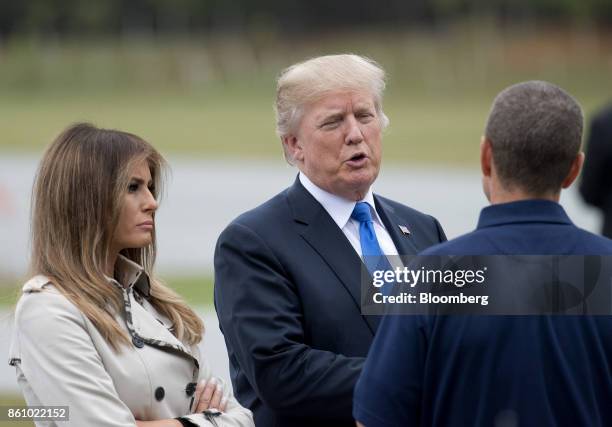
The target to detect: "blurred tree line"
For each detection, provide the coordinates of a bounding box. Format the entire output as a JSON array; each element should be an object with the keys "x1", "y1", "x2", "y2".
[{"x1": 1, "y1": 0, "x2": 611, "y2": 40}]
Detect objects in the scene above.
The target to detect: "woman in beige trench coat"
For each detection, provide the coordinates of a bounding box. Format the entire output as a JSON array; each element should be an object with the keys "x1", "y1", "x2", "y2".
[{"x1": 8, "y1": 123, "x2": 254, "y2": 427}]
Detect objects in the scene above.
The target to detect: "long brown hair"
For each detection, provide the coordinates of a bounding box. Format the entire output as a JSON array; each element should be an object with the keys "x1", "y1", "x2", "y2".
[{"x1": 30, "y1": 123, "x2": 203, "y2": 351}]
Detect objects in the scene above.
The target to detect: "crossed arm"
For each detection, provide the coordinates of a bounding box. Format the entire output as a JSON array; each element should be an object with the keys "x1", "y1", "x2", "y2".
[{"x1": 12, "y1": 290, "x2": 252, "y2": 426}]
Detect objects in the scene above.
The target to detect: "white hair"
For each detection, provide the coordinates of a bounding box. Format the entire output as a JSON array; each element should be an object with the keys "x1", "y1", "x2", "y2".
[{"x1": 275, "y1": 54, "x2": 389, "y2": 162}]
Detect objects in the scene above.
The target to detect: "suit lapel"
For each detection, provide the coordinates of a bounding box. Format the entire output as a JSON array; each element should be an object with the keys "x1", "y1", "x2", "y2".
[
  {"x1": 375, "y1": 195, "x2": 420, "y2": 255},
  {"x1": 286, "y1": 177, "x2": 379, "y2": 334}
]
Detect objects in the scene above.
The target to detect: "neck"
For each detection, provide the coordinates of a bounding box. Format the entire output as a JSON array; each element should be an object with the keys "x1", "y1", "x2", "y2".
[
  {"x1": 489, "y1": 186, "x2": 560, "y2": 205},
  {"x1": 299, "y1": 171, "x2": 370, "y2": 202},
  {"x1": 105, "y1": 251, "x2": 118, "y2": 278}
]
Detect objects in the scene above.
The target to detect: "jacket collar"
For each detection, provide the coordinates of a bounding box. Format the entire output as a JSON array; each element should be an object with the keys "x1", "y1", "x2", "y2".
[
  {"x1": 21, "y1": 255, "x2": 150, "y2": 296},
  {"x1": 22, "y1": 275, "x2": 53, "y2": 293},
  {"x1": 373, "y1": 196, "x2": 421, "y2": 255},
  {"x1": 477, "y1": 199, "x2": 573, "y2": 229},
  {"x1": 286, "y1": 176, "x2": 416, "y2": 334},
  {"x1": 298, "y1": 172, "x2": 383, "y2": 229},
  {"x1": 110, "y1": 256, "x2": 198, "y2": 364},
  {"x1": 107, "y1": 254, "x2": 150, "y2": 297}
]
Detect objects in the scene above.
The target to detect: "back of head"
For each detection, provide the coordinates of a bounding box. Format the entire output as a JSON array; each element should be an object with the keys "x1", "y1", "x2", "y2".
[
  {"x1": 485, "y1": 81, "x2": 583, "y2": 196},
  {"x1": 275, "y1": 54, "x2": 389, "y2": 144}
]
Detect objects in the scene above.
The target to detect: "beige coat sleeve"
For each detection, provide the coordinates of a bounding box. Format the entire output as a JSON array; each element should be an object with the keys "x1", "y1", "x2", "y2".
[
  {"x1": 178, "y1": 351, "x2": 254, "y2": 426},
  {"x1": 12, "y1": 289, "x2": 137, "y2": 426}
]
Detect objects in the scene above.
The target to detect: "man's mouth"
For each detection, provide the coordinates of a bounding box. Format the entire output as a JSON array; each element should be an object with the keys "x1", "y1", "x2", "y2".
[{"x1": 346, "y1": 153, "x2": 368, "y2": 165}]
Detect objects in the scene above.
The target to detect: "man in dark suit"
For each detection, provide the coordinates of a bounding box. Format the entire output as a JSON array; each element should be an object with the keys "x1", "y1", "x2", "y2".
[
  {"x1": 354, "y1": 81, "x2": 612, "y2": 427},
  {"x1": 580, "y1": 104, "x2": 612, "y2": 238},
  {"x1": 214, "y1": 54, "x2": 446, "y2": 427}
]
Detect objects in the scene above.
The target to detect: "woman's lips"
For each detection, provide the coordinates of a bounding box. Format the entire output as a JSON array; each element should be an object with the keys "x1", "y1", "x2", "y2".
[{"x1": 137, "y1": 221, "x2": 154, "y2": 231}]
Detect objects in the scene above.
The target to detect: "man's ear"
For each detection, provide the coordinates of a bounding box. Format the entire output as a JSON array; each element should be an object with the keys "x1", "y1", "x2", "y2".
[
  {"x1": 282, "y1": 134, "x2": 303, "y2": 163},
  {"x1": 480, "y1": 136, "x2": 493, "y2": 178},
  {"x1": 561, "y1": 152, "x2": 585, "y2": 189}
]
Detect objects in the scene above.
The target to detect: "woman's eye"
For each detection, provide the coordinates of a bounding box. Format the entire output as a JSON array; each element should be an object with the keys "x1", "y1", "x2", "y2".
[{"x1": 128, "y1": 183, "x2": 139, "y2": 193}]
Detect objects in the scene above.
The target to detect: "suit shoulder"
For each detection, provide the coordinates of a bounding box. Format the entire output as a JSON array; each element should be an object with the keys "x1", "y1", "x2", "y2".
[
  {"x1": 375, "y1": 195, "x2": 442, "y2": 230},
  {"x1": 221, "y1": 188, "x2": 291, "y2": 235},
  {"x1": 376, "y1": 195, "x2": 436, "y2": 220}
]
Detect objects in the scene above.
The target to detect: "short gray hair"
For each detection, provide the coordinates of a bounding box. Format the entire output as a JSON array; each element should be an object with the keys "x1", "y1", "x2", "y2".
[
  {"x1": 485, "y1": 80, "x2": 583, "y2": 195},
  {"x1": 275, "y1": 54, "x2": 389, "y2": 161}
]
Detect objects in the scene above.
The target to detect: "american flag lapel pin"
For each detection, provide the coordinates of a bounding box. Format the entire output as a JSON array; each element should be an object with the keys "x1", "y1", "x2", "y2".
[{"x1": 399, "y1": 225, "x2": 411, "y2": 236}]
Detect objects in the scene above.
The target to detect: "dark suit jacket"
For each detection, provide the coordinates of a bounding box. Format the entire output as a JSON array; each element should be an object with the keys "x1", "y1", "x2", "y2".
[
  {"x1": 214, "y1": 177, "x2": 446, "y2": 427},
  {"x1": 580, "y1": 104, "x2": 612, "y2": 238}
]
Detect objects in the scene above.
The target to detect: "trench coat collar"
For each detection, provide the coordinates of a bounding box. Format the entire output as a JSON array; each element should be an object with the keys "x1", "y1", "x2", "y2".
[
  {"x1": 20, "y1": 269, "x2": 199, "y2": 369},
  {"x1": 21, "y1": 275, "x2": 54, "y2": 293},
  {"x1": 21, "y1": 256, "x2": 150, "y2": 296},
  {"x1": 108, "y1": 257, "x2": 199, "y2": 366},
  {"x1": 107, "y1": 254, "x2": 150, "y2": 297}
]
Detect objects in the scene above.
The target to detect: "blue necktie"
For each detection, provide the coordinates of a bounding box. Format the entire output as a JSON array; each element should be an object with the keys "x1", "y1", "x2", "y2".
[{"x1": 351, "y1": 202, "x2": 393, "y2": 295}]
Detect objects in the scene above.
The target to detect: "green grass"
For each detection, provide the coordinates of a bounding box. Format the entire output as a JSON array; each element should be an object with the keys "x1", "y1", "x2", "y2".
[
  {"x1": 0, "y1": 89, "x2": 608, "y2": 167},
  {"x1": 0, "y1": 28, "x2": 611, "y2": 166},
  {"x1": 0, "y1": 276, "x2": 215, "y2": 308},
  {"x1": 165, "y1": 276, "x2": 214, "y2": 307},
  {"x1": 0, "y1": 395, "x2": 31, "y2": 427}
]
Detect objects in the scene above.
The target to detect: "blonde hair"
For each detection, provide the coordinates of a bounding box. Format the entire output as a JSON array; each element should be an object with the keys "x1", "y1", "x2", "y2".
[
  {"x1": 29, "y1": 123, "x2": 203, "y2": 351},
  {"x1": 275, "y1": 54, "x2": 389, "y2": 161}
]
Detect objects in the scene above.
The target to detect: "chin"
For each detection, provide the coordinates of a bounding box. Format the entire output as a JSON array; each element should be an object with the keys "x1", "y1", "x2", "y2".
[
  {"x1": 348, "y1": 171, "x2": 376, "y2": 189},
  {"x1": 128, "y1": 239, "x2": 152, "y2": 249},
  {"x1": 339, "y1": 181, "x2": 374, "y2": 201}
]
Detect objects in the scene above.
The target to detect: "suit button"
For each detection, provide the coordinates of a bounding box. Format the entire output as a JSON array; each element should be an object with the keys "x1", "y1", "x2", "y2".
[
  {"x1": 155, "y1": 387, "x2": 165, "y2": 401},
  {"x1": 132, "y1": 336, "x2": 145, "y2": 348}
]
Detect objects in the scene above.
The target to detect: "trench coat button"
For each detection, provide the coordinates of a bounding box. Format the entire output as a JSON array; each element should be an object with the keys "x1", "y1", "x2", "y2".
[
  {"x1": 155, "y1": 387, "x2": 165, "y2": 401},
  {"x1": 185, "y1": 382, "x2": 197, "y2": 396},
  {"x1": 132, "y1": 336, "x2": 145, "y2": 348}
]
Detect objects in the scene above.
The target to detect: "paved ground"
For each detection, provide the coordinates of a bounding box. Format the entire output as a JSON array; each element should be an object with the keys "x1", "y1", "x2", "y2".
[
  {"x1": 0, "y1": 155, "x2": 604, "y2": 392},
  {"x1": 0, "y1": 155, "x2": 601, "y2": 277}
]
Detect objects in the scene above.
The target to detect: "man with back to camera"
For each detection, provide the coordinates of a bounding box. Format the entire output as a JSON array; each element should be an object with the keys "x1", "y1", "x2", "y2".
[
  {"x1": 354, "y1": 81, "x2": 612, "y2": 427},
  {"x1": 213, "y1": 54, "x2": 447, "y2": 427}
]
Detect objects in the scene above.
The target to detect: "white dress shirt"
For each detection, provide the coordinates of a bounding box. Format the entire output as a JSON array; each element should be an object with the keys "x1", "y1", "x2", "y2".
[{"x1": 299, "y1": 172, "x2": 399, "y2": 257}]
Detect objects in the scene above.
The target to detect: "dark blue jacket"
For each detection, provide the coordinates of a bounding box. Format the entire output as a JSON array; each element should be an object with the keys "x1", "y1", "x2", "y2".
[{"x1": 354, "y1": 200, "x2": 612, "y2": 427}]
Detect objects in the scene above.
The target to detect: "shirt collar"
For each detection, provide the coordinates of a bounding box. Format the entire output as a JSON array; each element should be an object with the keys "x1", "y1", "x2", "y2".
[
  {"x1": 299, "y1": 172, "x2": 383, "y2": 229},
  {"x1": 477, "y1": 199, "x2": 573, "y2": 229},
  {"x1": 106, "y1": 254, "x2": 150, "y2": 296}
]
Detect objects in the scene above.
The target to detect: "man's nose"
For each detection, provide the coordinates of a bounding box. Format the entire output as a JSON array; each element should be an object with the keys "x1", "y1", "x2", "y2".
[{"x1": 345, "y1": 115, "x2": 364, "y2": 145}]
